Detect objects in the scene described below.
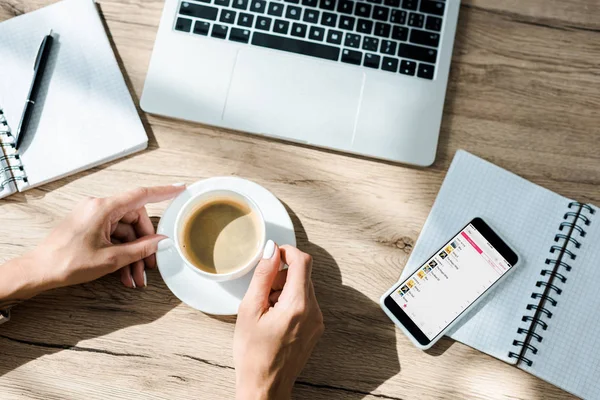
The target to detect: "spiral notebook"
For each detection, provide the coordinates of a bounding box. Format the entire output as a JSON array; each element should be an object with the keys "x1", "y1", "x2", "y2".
[
  {"x1": 0, "y1": 0, "x2": 147, "y2": 199},
  {"x1": 400, "y1": 150, "x2": 598, "y2": 399}
]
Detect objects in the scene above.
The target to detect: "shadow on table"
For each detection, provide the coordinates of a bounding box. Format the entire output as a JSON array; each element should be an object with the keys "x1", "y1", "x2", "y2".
[
  {"x1": 283, "y1": 205, "x2": 401, "y2": 399},
  {"x1": 0, "y1": 268, "x2": 180, "y2": 377}
]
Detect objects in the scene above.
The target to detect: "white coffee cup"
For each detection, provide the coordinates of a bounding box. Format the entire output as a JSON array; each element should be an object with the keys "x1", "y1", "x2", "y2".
[{"x1": 173, "y1": 189, "x2": 266, "y2": 282}]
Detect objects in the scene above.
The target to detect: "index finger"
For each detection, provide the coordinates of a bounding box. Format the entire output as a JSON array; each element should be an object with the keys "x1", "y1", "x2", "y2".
[
  {"x1": 279, "y1": 245, "x2": 313, "y2": 292},
  {"x1": 106, "y1": 184, "x2": 186, "y2": 218}
]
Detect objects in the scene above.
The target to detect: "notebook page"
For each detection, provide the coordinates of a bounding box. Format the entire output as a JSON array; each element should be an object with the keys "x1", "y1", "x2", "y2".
[
  {"x1": 523, "y1": 203, "x2": 599, "y2": 399},
  {"x1": 0, "y1": 110, "x2": 17, "y2": 199},
  {"x1": 399, "y1": 150, "x2": 572, "y2": 363},
  {"x1": 0, "y1": 0, "x2": 147, "y2": 191}
]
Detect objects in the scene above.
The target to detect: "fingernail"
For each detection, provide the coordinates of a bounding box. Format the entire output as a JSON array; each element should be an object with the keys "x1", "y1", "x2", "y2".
[
  {"x1": 157, "y1": 238, "x2": 174, "y2": 252},
  {"x1": 131, "y1": 273, "x2": 137, "y2": 289},
  {"x1": 263, "y1": 240, "x2": 276, "y2": 259},
  {"x1": 143, "y1": 271, "x2": 147, "y2": 287},
  {"x1": 172, "y1": 182, "x2": 186, "y2": 187},
  {"x1": 279, "y1": 262, "x2": 288, "y2": 272}
]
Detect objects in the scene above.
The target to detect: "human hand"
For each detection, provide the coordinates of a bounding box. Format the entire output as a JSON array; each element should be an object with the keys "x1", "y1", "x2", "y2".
[
  {"x1": 234, "y1": 242, "x2": 324, "y2": 400},
  {"x1": 29, "y1": 184, "x2": 185, "y2": 292}
]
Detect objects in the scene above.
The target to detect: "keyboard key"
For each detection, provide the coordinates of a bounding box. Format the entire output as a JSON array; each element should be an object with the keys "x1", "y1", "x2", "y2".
[
  {"x1": 321, "y1": 12, "x2": 337, "y2": 26},
  {"x1": 268, "y1": 2, "x2": 284, "y2": 16},
  {"x1": 374, "y1": 22, "x2": 391, "y2": 37},
  {"x1": 179, "y1": 3, "x2": 218, "y2": 20},
  {"x1": 382, "y1": 56, "x2": 399, "y2": 72},
  {"x1": 408, "y1": 12, "x2": 424, "y2": 27},
  {"x1": 193, "y1": 20, "x2": 211, "y2": 35},
  {"x1": 357, "y1": 19, "x2": 373, "y2": 33},
  {"x1": 220, "y1": 9, "x2": 237, "y2": 23},
  {"x1": 380, "y1": 39, "x2": 396, "y2": 54},
  {"x1": 420, "y1": 0, "x2": 445, "y2": 16},
  {"x1": 390, "y1": 9, "x2": 406, "y2": 24},
  {"x1": 232, "y1": 0, "x2": 248, "y2": 10},
  {"x1": 401, "y1": 0, "x2": 417, "y2": 10},
  {"x1": 237, "y1": 12, "x2": 254, "y2": 26},
  {"x1": 211, "y1": 24, "x2": 228, "y2": 38},
  {"x1": 229, "y1": 27, "x2": 251, "y2": 42},
  {"x1": 410, "y1": 29, "x2": 439, "y2": 47},
  {"x1": 398, "y1": 43, "x2": 437, "y2": 63},
  {"x1": 251, "y1": 0, "x2": 267, "y2": 12},
  {"x1": 214, "y1": 0, "x2": 230, "y2": 6},
  {"x1": 319, "y1": 0, "x2": 336, "y2": 10},
  {"x1": 303, "y1": 9, "x2": 320, "y2": 23},
  {"x1": 252, "y1": 32, "x2": 340, "y2": 60},
  {"x1": 354, "y1": 3, "x2": 371, "y2": 17},
  {"x1": 175, "y1": 17, "x2": 192, "y2": 32},
  {"x1": 291, "y1": 22, "x2": 308, "y2": 37},
  {"x1": 284, "y1": 0, "x2": 300, "y2": 3},
  {"x1": 373, "y1": 6, "x2": 389, "y2": 21},
  {"x1": 337, "y1": 0, "x2": 354, "y2": 14},
  {"x1": 362, "y1": 36, "x2": 379, "y2": 51},
  {"x1": 341, "y1": 48, "x2": 362, "y2": 65},
  {"x1": 425, "y1": 15, "x2": 442, "y2": 31},
  {"x1": 273, "y1": 19, "x2": 290, "y2": 33},
  {"x1": 384, "y1": 0, "x2": 399, "y2": 7},
  {"x1": 391, "y1": 25, "x2": 408, "y2": 40},
  {"x1": 364, "y1": 53, "x2": 380, "y2": 68},
  {"x1": 399, "y1": 59, "x2": 416, "y2": 75},
  {"x1": 417, "y1": 63, "x2": 435, "y2": 79},
  {"x1": 302, "y1": 0, "x2": 318, "y2": 6},
  {"x1": 339, "y1": 15, "x2": 356, "y2": 30},
  {"x1": 344, "y1": 33, "x2": 361, "y2": 48},
  {"x1": 309, "y1": 26, "x2": 326, "y2": 41},
  {"x1": 366, "y1": 0, "x2": 382, "y2": 4},
  {"x1": 255, "y1": 15, "x2": 272, "y2": 30},
  {"x1": 286, "y1": 5, "x2": 302, "y2": 19},
  {"x1": 327, "y1": 29, "x2": 343, "y2": 44}
]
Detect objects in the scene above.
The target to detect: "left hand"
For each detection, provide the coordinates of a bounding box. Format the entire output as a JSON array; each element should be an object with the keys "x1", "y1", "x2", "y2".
[{"x1": 30, "y1": 184, "x2": 185, "y2": 291}]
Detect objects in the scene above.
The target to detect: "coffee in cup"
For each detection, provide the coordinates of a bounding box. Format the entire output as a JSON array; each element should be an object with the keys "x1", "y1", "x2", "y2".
[
  {"x1": 174, "y1": 189, "x2": 266, "y2": 281},
  {"x1": 180, "y1": 196, "x2": 262, "y2": 274}
]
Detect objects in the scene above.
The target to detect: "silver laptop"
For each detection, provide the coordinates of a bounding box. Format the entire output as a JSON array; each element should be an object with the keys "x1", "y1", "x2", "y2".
[{"x1": 141, "y1": 0, "x2": 460, "y2": 166}]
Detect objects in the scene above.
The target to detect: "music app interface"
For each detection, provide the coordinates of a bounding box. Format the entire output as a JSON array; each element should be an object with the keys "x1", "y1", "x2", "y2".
[{"x1": 391, "y1": 224, "x2": 513, "y2": 340}]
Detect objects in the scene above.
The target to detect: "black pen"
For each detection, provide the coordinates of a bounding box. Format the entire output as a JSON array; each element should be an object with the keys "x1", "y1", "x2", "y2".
[{"x1": 15, "y1": 30, "x2": 54, "y2": 150}]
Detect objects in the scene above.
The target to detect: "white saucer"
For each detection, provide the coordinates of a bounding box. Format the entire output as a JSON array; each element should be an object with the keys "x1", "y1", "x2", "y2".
[{"x1": 156, "y1": 177, "x2": 296, "y2": 315}]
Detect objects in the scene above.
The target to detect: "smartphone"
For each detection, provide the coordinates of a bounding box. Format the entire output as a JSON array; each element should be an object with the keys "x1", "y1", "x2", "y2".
[{"x1": 380, "y1": 218, "x2": 520, "y2": 350}]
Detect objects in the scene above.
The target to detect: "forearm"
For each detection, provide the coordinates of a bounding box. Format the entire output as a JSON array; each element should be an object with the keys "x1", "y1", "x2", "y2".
[{"x1": 0, "y1": 251, "x2": 50, "y2": 310}]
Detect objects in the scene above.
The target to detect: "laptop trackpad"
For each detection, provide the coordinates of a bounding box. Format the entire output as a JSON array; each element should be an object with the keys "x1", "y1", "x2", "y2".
[{"x1": 223, "y1": 49, "x2": 364, "y2": 149}]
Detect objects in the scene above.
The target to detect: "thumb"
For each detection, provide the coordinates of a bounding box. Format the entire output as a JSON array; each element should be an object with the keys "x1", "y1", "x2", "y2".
[
  {"x1": 104, "y1": 234, "x2": 168, "y2": 271},
  {"x1": 242, "y1": 240, "x2": 281, "y2": 315}
]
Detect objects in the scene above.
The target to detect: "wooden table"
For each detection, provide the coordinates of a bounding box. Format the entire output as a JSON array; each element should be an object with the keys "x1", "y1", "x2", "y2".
[{"x1": 1, "y1": 0, "x2": 599, "y2": 398}]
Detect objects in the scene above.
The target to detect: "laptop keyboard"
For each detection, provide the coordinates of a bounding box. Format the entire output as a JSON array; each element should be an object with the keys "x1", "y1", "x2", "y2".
[{"x1": 174, "y1": 0, "x2": 445, "y2": 79}]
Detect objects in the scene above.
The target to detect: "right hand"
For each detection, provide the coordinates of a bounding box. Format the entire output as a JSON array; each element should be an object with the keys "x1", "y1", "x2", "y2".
[
  {"x1": 234, "y1": 243, "x2": 324, "y2": 400},
  {"x1": 30, "y1": 184, "x2": 185, "y2": 292}
]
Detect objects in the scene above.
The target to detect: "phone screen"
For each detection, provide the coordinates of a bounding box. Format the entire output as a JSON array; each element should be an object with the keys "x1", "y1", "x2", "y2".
[{"x1": 389, "y1": 221, "x2": 516, "y2": 341}]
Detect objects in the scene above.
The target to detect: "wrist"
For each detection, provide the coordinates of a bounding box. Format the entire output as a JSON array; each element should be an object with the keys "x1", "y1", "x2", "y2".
[
  {"x1": 0, "y1": 251, "x2": 54, "y2": 306},
  {"x1": 236, "y1": 374, "x2": 293, "y2": 400}
]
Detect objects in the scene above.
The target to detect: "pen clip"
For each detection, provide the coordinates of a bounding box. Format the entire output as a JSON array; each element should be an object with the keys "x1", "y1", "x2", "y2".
[
  {"x1": 33, "y1": 30, "x2": 52, "y2": 71},
  {"x1": 33, "y1": 41, "x2": 44, "y2": 71}
]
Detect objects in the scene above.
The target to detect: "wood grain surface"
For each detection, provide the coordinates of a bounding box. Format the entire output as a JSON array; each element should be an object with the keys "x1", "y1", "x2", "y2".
[{"x1": 1, "y1": 0, "x2": 599, "y2": 398}]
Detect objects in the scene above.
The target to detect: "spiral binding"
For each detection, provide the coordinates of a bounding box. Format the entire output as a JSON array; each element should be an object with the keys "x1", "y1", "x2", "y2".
[
  {"x1": 508, "y1": 202, "x2": 595, "y2": 367},
  {"x1": 541, "y1": 269, "x2": 567, "y2": 283},
  {"x1": 0, "y1": 108, "x2": 28, "y2": 191},
  {"x1": 559, "y1": 222, "x2": 586, "y2": 237},
  {"x1": 568, "y1": 202, "x2": 596, "y2": 214}
]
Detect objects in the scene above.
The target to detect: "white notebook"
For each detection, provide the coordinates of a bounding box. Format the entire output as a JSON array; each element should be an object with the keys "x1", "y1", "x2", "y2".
[
  {"x1": 400, "y1": 150, "x2": 598, "y2": 399},
  {"x1": 0, "y1": 0, "x2": 147, "y2": 199}
]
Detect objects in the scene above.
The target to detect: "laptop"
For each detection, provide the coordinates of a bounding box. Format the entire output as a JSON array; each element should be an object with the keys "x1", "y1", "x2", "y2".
[{"x1": 141, "y1": 0, "x2": 460, "y2": 166}]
